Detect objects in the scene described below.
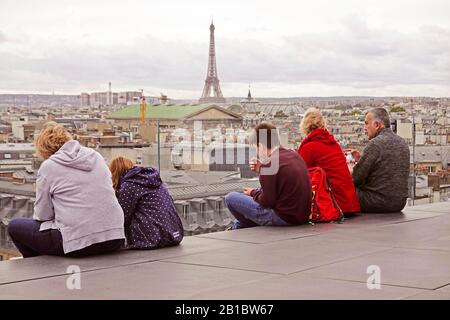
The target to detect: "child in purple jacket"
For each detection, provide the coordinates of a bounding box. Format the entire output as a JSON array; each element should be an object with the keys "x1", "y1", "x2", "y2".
[{"x1": 109, "y1": 156, "x2": 183, "y2": 249}]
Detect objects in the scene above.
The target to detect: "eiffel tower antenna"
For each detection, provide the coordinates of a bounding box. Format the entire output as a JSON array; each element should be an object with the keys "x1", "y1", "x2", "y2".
[{"x1": 199, "y1": 20, "x2": 225, "y2": 104}]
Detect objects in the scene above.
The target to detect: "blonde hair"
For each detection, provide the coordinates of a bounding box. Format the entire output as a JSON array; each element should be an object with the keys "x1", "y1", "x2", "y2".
[
  {"x1": 35, "y1": 122, "x2": 72, "y2": 159},
  {"x1": 109, "y1": 156, "x2": 134, "y2": 191},
  {"x1": 300, "y1": 107, "x2": 327, "y2": 135}
]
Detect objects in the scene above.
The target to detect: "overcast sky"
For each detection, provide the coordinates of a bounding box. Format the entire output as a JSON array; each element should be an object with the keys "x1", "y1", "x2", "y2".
[{"x1": 0, "y1": 0, "x2": 449, "y2": 98}]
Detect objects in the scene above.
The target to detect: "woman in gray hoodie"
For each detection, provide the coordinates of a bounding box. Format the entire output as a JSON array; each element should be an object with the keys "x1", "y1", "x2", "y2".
[{"x1": 7, "y1": 122, "x2": 125, "y2": 257}]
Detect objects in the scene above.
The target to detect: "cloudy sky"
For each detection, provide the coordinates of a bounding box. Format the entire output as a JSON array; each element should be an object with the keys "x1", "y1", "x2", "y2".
[{"x1": 0, "y1": 0, "x2": 449, "y2": 98}]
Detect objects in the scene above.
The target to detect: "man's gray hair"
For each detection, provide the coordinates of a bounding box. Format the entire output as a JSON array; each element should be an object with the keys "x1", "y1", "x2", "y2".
[{"x1": 367, "y1": 107, "x2": 391, "y2": 128}]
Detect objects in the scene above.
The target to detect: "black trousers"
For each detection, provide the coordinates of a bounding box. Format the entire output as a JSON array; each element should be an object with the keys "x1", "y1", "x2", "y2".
[{"x1": 8, "y1": 217, "x2": 124, "y2": 258}]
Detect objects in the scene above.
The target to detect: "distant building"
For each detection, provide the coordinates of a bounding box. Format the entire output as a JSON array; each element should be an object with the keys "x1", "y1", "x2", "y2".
[
  {"x1": 240, "y1": 88, "x2": 259, "y2": 112},
  {"x1": 118, "y1": 91, "x2": 142, "y2": 105},
  {"x1": 244, "y1": 103, "x2": 304, "y2": 115},
  {"x1": 396, "y1": 119, "x2": 413, "y2": 145},
  {"x1": 411, "y1": 146, "x2": 450, "y2": 174},
  {"x1": 415, "y1": 130, "x2": 425, "y2": 145},
  {"x1": 90, "y1": 92, "x2": 107, "y2": 106},
  {"x1": 89, "y1": 92, "x2": 118, "y2": 106},
  {"x1": 109, "y1": 93, "x2": 118, "y2": 106},
  {"x1": 0, "y1": 143, "x2": 35, "y2": 161},
  {"x1": 0, "y1": 133, "x2": 9, "y2": 143},
  {"x1": 80, "y1": 92, "x2": 90, "y2": 107},
  {"x1": 96, "y1": 142, "x2": 151, "y2": 165},
  {"x1": 81, "y1": 91, "x2": 141, "y2": 106},
  {"x1": 74, "y1": 132, "x2": 121, "y2": 148},
  {"x1": 417, "y1": 161, "x2": 442, "y2": 174},
  {"x1": 11, "y1": 117, "x2": 28, "y2": 141},
  {"x1": 108, "y1": 104, "x2": 242, "y2": 143}
]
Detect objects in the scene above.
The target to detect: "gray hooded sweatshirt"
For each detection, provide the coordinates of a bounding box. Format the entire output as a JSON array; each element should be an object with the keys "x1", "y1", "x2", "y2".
[{"x1": 34, "y1": 140, "x2": 125, "y2": 254}]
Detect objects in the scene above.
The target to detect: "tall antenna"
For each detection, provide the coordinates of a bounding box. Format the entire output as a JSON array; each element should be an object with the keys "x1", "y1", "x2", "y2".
[
  {"x1": 140, "y1": 89, "x2": 146, "y2": 125},
  {"x1": 108, "y1": 81, "x2": 112, "y2": 106}
]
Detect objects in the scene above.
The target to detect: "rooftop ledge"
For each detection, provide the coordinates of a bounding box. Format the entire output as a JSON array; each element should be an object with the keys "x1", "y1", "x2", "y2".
[{"x1": 0, "y1": 202, "x2": 449, "y2": 300}]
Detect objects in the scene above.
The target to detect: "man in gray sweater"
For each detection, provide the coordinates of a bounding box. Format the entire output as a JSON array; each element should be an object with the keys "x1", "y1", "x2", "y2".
[{"x1": 351, "y1": 108, "x2": 410, "y2": 212}]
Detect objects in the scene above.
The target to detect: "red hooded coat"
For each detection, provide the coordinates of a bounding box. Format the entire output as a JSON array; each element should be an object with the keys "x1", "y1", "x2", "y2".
[{"x1": 298, "y1": 128, "x2": 360, "y2": 213}]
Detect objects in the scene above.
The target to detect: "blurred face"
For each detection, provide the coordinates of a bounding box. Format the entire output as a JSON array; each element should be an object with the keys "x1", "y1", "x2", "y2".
[{"x1": 364, "y1": 112, "x2": 384, "y2": 140}]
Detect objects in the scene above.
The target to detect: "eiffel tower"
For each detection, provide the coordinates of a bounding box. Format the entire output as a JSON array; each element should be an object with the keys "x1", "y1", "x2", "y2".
[{"x1": 199, "y1": 21, "x2": 226, "y2": 104}]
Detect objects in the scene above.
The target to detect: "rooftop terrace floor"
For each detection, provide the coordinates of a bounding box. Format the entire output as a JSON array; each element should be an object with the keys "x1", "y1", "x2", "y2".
[{"x1": 1, "y1": 202, "x2": 449, "y2": 300}]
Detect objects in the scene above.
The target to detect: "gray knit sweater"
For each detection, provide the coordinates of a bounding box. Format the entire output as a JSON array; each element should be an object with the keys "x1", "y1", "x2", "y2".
[{"x1": 352, "y1": 128, "x2": 410, "y2": 212}]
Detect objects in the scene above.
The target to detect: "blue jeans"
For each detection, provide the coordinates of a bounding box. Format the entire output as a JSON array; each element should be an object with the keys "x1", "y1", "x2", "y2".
[
  {"x1": 8, "y1": 217, "x2": 124, "y2": 258},
  {"x1": 224, "y1": 192, "x2": 289, "y2": 229}
]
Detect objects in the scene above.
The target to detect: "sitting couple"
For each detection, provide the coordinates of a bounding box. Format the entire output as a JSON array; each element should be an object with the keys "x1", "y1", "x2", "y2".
[
  {"x1": 225, "y1": 107, "x2": 410, "y2": 229},
  {"x1": 8, "y1": 122, "x2": 183, "y2": 258}
]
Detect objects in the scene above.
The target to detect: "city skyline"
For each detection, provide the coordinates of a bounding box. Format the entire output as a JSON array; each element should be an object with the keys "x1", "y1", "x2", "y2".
[{"x1": 0, "y1": 0, "x2": 449, "y2": 98}]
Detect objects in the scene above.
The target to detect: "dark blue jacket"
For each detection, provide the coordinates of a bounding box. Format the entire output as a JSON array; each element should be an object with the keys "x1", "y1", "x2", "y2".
[{"x1": 117, "y1": 166, "x2": 183, "y2": 249}]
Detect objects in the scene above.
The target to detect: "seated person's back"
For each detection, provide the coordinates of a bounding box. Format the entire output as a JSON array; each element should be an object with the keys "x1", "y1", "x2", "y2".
[
  {"x1": 352, "y1": 108, "x2": 410, "y2": 212},
  {"x1": 8, "y1": 122, "x2": 125, "y2": 258},
  {"x1": 298, "y1": 108, "x2": 360, "y2": 213},
  {"x1": 110, "y1": 157, "x2": 184, "y2": 249},
  {"x1": 256, "y1": 146, "x2": 312, "y2": 224},
  {"x1": 225, "y1": 123, "x2": 311, "y2": 229}
]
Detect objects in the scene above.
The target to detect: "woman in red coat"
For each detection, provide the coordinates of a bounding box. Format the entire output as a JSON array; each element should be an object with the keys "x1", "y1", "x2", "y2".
[{"x1": 298, "y1": 108, "x2": 360, "y2": 213}]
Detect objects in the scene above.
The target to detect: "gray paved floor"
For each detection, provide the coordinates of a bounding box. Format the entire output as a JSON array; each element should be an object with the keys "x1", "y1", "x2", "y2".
[{"x1": 0, "y1": 202, "x2": 449, "y2": 299}]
